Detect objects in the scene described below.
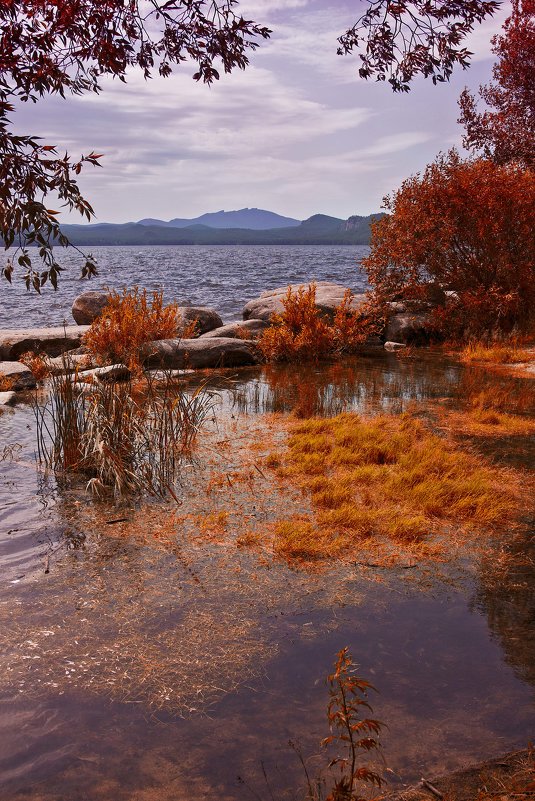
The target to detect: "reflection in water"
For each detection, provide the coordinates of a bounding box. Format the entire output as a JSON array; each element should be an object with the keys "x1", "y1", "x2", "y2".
[
  {"x1": 0, "y1": 352, "x2": 534, "y2": 800},
  {"x1": 476, "y1": 526, "x2": 535, "y2": 688}
]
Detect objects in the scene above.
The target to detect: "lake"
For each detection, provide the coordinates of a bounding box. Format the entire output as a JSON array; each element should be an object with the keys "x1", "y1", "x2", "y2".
[
  {"x1": 0, "y1": 245, "x2": 370, "y2": 328},
  {"x1": 1, "y1": 351, "x2": 534, "y2": 800},
  {"x1": 0, "y1": 247, "x2": 534, "y2": 800}
]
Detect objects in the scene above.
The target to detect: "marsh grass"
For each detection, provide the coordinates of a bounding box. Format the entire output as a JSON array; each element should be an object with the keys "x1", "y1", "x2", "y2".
[
  {"x1": 459, "y1": 341, "x2": 535, "y2": 365},
  {"x1": 269, "y1": 412, "x2": 523, "y2": 562},
  {"x1": 33, "y1": 363, "x2": 217, "y2": 500}
]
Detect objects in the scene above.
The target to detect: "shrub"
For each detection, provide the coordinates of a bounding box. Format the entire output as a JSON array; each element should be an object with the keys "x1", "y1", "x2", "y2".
[
  {"x1": 83, "y1": 287, "x2": 183, "y2": 373},
  {"x1": 257, "y1": 284, "x2": 379, "y2": 363},
  {"x1": 363, "y1": 152, "x2": 535, "y2": 340},
  {"x1": 19, "y1": 351, "x2": 51, "y2": 381}
]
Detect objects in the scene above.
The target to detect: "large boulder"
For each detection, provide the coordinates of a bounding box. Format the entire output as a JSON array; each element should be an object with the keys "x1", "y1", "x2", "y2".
[
  {"x1": 242, "y1": 282, "x2": 365, "y2": 322},
  {"x1": 177, "y1": 307, "x2": 223, "y2": 336},
  {"x1": 0, "y1": 361, "x2": 37, "y2": 391},
  {"x1": 385, "y1": 313, "x2": 436, "y2": 345},
  {"x1": 0, "y1": 327, "x2": 89, "y2": 360},
  {"x1": 72, "y1": 291, "x2": 110, "y2": 325},
  {"x1": 199, "y1": 319, "x2": 269, "y2": 340},
  {"x1": 142, "y1": 338, "x2": 258, "y2": 369}
]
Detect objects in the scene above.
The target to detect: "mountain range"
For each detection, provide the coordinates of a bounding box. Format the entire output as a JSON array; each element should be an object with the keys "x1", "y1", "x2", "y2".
[{"x1": 61, "y1": 208, "x2": 383, "y2": 246}]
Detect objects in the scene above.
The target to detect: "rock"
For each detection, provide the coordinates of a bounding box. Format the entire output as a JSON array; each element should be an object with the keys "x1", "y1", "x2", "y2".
[
  {"x1": 384, "y1": 341, "x2": 407, "y2": 352},
  {"x1": 0, "y1": 327, "x2": 90, "y2": 360},
  {"x1": 242, "y1": 282, "x2": 365, "y2": 322},
  {"x1": 177, "y1": 307, "x2": 223, "y2": 336},
  {"x1": 72, "y1": 291, "x2": 110, "y2": 325},
  {"x1": 142, "y1": 338, "x2": 259, "y2": 369},
  {"x1": 387, "y1": 301, "x2": 407, "y2": 314},
  {"x1": 77, "y1": 364, "x2": 131, "y2": 382},
  {"x1": 385, "y1": 313, "x2": 435, "y2": 345},
  {"x1": 199, "y1": 319, "x2": 269, "y2": 340},
  {"x1": 47, "y1": 353, "x2": 95, "y2": 374},
  {"x1": 0, "y1": 391, "x2": 16, "y2": 407},
  {"x1": 0, "y1": 361, "x2": 37, "y2": 390}
]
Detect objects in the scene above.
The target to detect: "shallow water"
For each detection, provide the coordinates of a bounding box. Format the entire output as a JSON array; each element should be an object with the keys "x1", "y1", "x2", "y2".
[
  {"x1": 0, "y1": 354, "x2": 534, "y2": 800},
  {"x1": 0, "y1": 245, "x2": 369, "y2": 328}
]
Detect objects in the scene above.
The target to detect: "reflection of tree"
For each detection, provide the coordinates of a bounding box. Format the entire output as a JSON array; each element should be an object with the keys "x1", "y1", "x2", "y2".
[{"x1": 475, "y1": 526, "x2": 535, "y2": 688}]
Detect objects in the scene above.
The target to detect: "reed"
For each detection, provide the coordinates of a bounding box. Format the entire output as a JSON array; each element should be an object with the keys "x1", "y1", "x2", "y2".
[{"x1": 32, "y1": 361, "x2": 216, "y2": 500}]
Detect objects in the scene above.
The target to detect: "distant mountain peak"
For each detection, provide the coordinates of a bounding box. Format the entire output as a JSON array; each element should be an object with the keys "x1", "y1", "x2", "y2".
[{"x1": 138, "y1": 208, "x2": 301, "y2": 231}]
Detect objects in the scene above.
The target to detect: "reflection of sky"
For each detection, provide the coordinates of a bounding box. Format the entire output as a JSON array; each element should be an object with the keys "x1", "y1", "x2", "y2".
[{"x1": 11, "y1": 0, "x2": 509, "y2": 223}]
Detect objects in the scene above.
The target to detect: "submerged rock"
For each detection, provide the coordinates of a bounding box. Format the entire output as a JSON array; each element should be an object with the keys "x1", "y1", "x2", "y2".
[
  {"x1": 0, "y1": 327, "x2": 90, "y2": 360},
  {"x1": 0, "y1": 361, "x2": 37, "y2": 390},
  {"x1": 242, "y1": 282, "x2": 365, "y2": 322},
  {"x1": 384, "y1": 341, "x2": 407, "y2": 352},
  {"x1": 199, "y1": 319, "x2": 269, "y2": 340},
  {"x1": 143, "y1": 337, "x2": 258, "y2": 369},
  {"x1": 72, "y1": 291, "x2": 110, "y2": 325}
]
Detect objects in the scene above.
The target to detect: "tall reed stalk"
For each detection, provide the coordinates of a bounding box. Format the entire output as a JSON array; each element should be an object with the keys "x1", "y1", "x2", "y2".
[{"x1": 33, "y1": 363, "x2": 217, "y2": 500}]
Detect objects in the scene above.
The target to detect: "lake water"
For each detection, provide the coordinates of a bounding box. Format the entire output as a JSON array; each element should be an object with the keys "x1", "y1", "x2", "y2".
[
  {"x1": 0, "y1": 245, "x2": 370, "y2": 328},
  {"x1": 1, "y1": 353, "x2": 534, "y2": 800},
  {"x1": 0, "y1": 247, "x2": 534, "y2": 800}
]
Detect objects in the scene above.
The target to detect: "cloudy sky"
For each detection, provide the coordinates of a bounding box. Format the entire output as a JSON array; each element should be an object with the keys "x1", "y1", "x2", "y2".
[{"x1": 15, "y1": 0, "x2": 508, "y2": 223}]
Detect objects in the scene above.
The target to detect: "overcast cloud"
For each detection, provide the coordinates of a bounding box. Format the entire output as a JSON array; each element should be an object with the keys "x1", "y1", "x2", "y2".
[{"x1": 14, "y1": 0, "x2": 509, "y2": 223}]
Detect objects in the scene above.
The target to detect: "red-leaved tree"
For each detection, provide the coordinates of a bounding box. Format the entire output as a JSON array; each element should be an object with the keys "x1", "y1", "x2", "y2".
[
  {"x1": 362, "y1": 151, "x2": 535, "y2": 338},
  {"x1": 458, "y1": 0, "x2": 535, "y2": 168}
]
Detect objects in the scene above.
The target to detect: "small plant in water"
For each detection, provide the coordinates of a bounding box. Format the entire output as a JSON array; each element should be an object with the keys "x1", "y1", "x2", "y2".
[
  {"x1": 32, "y1": 361, "x2": 216, "y2": 500},
  {"x1": 318, "y1": 648, "x2": 384, "y2": 801}
]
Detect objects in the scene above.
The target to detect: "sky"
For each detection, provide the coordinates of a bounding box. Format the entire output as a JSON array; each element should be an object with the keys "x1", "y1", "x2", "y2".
[{"x1": 15, "y1": 0, "x2": 509, "y2": 224}]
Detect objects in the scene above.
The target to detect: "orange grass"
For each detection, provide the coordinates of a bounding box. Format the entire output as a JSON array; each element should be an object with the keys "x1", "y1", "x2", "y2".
[
  {"x1": 269, "y1": 412, "x2": 523, "y2": 562},
  {"x1": 257, "y1": 283, "x2": 379, "y2": 363},
  {"x1": 460, "y1": 341, "x2": 535, "y2": 364},
  {"x1": 83, "y1": 287, "x2": 183, "y2": 373}
]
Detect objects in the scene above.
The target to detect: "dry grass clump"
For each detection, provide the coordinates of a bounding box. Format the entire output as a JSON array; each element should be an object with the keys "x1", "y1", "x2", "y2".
[
  {"x1": 83, "y1": 287, "x2": 185, "y2": 373},
  {"x1": 436, "y1": 371, "x2": 535, "y2": 436},
  {"x1": 269, "y1": 412, "x2": 523, "y2": 562},
  {"x1": 257, "y1": 283, "x2": 379, "y2": 363},
  {"x1": 460, "y1": 341, "x2": 535, "y2": 364}
]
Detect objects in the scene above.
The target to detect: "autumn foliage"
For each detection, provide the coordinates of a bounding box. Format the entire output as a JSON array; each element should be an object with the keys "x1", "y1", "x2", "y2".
[
  {"x1": 83, "y1": 288, "x2": 182, "y2": 373},
  {"x1": 459, "y1": 0, "x2": 535, "y2": 168},
  {"x1": 363, "y1": 152, "x2": 535, "y2": 339},
  {"x1": 257, "y1": 284, "x2": 380, "y2": 363}
]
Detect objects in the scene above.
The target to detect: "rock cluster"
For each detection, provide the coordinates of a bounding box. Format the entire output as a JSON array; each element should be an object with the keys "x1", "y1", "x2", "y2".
[{"x1": 1, "y1": 281, "x2": 448, "y2": 406}]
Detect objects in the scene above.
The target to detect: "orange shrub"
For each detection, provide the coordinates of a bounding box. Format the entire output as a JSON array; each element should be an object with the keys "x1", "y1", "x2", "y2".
[
  {"x1": 83, "y1": 287, "x2": 180, "y2": 373},
  {"x1": 363, "y1": 153, "x2": 535, "y2": 339},
  {"x1": 19, "y1": 351, "x2": 51, "y2": 381},
  {"x1": 257, "y1": 284, "x2": 378, "y2": 363}
]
